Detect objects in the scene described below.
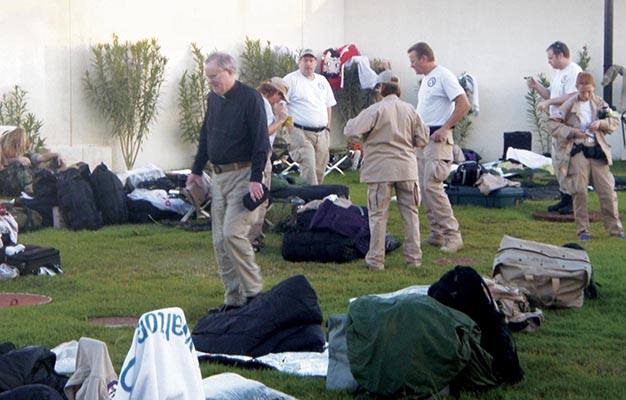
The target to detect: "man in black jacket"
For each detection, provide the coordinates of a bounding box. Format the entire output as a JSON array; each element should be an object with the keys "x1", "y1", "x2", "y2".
[{"x1": 187, "y1": 51, "x2": 269, "y2": 313}]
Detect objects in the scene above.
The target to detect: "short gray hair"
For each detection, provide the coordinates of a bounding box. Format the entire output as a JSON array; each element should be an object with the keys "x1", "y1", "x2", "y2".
[{"x1": 205, "y1": 51, "x2": 237, "y2": 72}]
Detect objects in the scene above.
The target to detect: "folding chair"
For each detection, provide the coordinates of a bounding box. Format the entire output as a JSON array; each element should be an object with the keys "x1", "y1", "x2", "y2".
[
  {"x1": 271, "y1": 147, "x2": 300, "y2": 176},
  {"x1": 325, "y1": 149, "x2": 354, "y2": 176},
  {"x1": 180, "y1": 171, "x2": 211, "y2": 223}
]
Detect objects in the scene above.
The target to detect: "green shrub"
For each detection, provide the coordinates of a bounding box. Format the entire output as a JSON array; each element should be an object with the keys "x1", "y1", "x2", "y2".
[
  {"x1": 84, "y1": 33, "x2": 167, "y2": 170},
  {"x1": 453, "y1": 74, "x2": 476, "y2": 146},
  {"x1": 0, "y1": 85, "x2": 46, "y2": 153},
  {"x1": 238, "y1": 37, "x2": 297, "y2": 87},
  {"x1": 525, "y1": 73, "x2": 552, "y2": 154},
  {"x1": 333, "y1": 63, "x2": 380, "y2": 123},
  {"x1": 178, "y1": 43, "x2": 209, "y2": 145}
]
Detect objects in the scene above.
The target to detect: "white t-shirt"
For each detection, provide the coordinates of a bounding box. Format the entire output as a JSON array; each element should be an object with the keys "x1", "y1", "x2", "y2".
[
  {"x1": 549, "y1": 62, "x2": 582, "y2": 114},
  {"x1": 416, "y1": 65, "x2": 466, "y2": 127},
  {"x1": 263, "y1": 96, "x2": 277, "y2": 147},
  {"x1": 283, "y1": 70, "x2": 337, "y2": 128}
]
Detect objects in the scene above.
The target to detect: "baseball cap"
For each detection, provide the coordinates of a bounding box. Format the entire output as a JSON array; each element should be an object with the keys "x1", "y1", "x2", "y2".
[
  {"x1": 377, "y1": 70, "x2": 399, "y2": 84},
  {"x1": 269, "y1": 77, "x2": 290, "y2": 103},
  {"x1": 300, "y1": 48, "x2": 317, "y2": 60}
]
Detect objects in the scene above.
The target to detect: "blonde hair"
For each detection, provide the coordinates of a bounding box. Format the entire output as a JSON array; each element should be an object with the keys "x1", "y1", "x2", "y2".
[{"x1": 0, "y1": 127, "x2": 30, "y2": 166}]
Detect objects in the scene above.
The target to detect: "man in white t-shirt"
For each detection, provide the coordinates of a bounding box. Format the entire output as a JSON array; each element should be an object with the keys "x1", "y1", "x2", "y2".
[
  {"x1": 283, "y1": 49, "x2": 337, "y2": 185},
  {"x1": 407, "y1": 42, "x2": 470, "y2": 253},
  {"x1": 527, "y1": 41, "x2": 582, "y2": 214}
]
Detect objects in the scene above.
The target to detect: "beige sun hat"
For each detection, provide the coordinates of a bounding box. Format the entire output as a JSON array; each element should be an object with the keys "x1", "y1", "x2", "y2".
[{"x1": 269, "y1": 77, "x2": 290, "y2": 103}]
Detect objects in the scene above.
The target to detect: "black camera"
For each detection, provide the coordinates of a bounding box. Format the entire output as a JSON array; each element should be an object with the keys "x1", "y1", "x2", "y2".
[{"x1": 597, "y1": 106, "x2": 614, "y2": 120}]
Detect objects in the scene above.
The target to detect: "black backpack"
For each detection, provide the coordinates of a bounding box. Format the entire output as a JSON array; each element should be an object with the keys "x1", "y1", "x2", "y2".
[
  {"x1": 57, "y1": 164, "x2": 103, "y2": 231},
  {"x1": 90, "y1": 163, "x2": 128, "y2": 225},
  {"x1": 428, "y1": 265, "x2": 524, "y2": 385},
  {"x1": 450, "y1": 161, "x2": 485, "y2": 186}
]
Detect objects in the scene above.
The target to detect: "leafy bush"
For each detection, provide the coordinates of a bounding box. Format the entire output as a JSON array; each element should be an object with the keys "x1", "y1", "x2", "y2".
[
  {"x1": 84, "y1": 33, "x2": 167, "y2": 170},
  {"x1": 453, "y1": 73, "x2": 476, "y2": 146},
  {"x1": 238, "y1": 37, "x2": 297, "y2": 87},
  {"x1": 0, "y1": 85, "x2": 46, "y2": 153},
  {"x1": 525, "y1": 73, "x2": 552, "y2": 154},
  {"x1": 333, "y1": 63, "x2": 380, "y2": 122},
  {"x1": 178, "y1": 43, "x2": 209, "y2": 145},
  {"x1": 577, "y1": 44, "x2": 591, "y2": 72}
]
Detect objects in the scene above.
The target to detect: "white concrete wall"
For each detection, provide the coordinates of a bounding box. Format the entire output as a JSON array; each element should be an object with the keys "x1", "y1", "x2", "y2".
[
  {"x1": 1, "y1": 0, "x2": 344, "y2": 172},
  {"x1": 1, "y1": 0, "x2": 625, "y2": 170},
  {"x1": 345, "y1": 0, "x2": 626, "y2": 161}
]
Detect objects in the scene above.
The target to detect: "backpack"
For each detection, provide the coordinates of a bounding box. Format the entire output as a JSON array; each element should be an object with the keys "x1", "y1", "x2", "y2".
[
  {"x1": 462, "y1": 148, "x2": 482, "y2": 163},
  {"x1": 483, "y1": 277, "x2": 544, "y2": 333},
  {"x1": 450, "y1": 161, "x2": 485, "y2": 186},
  {"x1": 57, "y1": 164, "x2": 103, "y2": 230},
  {"x1": 0, "y1": 162, "x2": 32, "y2": 197},
  {"x1": 16, "y1": 169, "x2": 60, "y2": 228},
  {"x1": 428, "y1": 265, "x2": 524, "y2": 385},
  {"x1": 1, "y1": 203, "x2": 43, "y2": 233},
  {"x1": 90, "y1": 163, "x2": 128, "y2": 225}
]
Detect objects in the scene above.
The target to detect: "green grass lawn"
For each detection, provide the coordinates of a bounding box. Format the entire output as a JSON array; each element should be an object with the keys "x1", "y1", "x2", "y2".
[{"x1": 3, "y1": 163, "x2": 626, "y2": 399}]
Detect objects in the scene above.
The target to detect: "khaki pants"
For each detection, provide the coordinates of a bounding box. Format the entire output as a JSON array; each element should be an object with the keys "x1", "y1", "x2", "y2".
[
  {"x1": 552, "y1": 138, "x2": 569, "y2": 194},
  {"x1": 417, "y1": 157, "x2": 462, "y2": 243},
  {"x1": 286, "y1": 126, "x2": 329, "y2": 185},
  {"x1": 211, "y1": 167, "x2": 263, "y2": 306},
  {"x1": 567, "y1": 153, "x2": 623, "y2": 236},
  {"x1": 366, "y1": 181, "x2": 422, "y2": 269},
  {"x1": 247, "y1": 157, "x2": 272, "y2": 244}
]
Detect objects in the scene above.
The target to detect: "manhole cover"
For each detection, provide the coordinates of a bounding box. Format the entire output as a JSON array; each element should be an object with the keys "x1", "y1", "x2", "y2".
[
  {"x1": 90, "y1": 317, "x2": 138, "y2": 328},
  {"x1": 0, "y1": 293, "x2": 52, "y2": 307},
  {"x1": 434, "y1": 258, "x2": 484, "y2": 265}
]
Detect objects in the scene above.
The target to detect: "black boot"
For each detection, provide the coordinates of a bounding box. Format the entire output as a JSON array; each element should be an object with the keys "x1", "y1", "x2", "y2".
[
  {"x1": 558, "y1": 194, "x2": 573, "y2": 214},
  {"x1": 548, "y1": 192, "x2": 568, "y2": 212}
]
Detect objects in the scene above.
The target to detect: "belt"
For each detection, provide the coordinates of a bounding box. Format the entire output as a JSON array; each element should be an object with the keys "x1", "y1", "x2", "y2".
[
  {"x1": 209, "y1": 161, "x2": 251, "y2": 174},
  {"x1": 294, "y1": 123, "x2": 327, "y2": 132},
  {"x1": 428, "y1": 125, "x2": 454, "y2": 135}
]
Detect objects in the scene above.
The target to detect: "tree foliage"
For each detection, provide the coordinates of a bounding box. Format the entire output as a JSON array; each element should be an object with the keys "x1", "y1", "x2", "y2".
[
  {"x1": 0, "y1": 85, "x2": 46, "y2": 153},
  {"x1": 525, "y1": 74, "x2": 551, "y2": 154},
  {"x1": 84, "y1": 34, "x2": 167, "y2": 170},
  {"x1": 453, "y1": 73, "x2": 476, "y2": 146},
  {"x1": 178, "y1": 43, "x2": 209, "y2": 145},
  {"x1": 577, "y1": 44, "x2": 591, "y2": 71},
  {"x1": 238, "y1": 37, "x2": 297, "y2": 87},
  {"x1": 333, "y1": 63, "x2": 380, "y2": 122}
]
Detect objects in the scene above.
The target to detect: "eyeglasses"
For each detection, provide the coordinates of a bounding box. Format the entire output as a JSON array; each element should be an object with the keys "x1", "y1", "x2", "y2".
[{"x1": 206, "y1": 69, "x2": 225, "y2": 82}]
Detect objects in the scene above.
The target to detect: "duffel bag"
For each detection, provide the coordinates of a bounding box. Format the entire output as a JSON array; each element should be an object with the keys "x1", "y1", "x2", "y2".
[{"x1": 492, "y1": 235, "x2": 591, "y2": 308}]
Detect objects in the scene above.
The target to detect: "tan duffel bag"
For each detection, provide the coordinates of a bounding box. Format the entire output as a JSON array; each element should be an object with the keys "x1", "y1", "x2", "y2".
[{"x1": 492, "y1": 235, "x2": 591, "y2": 308}]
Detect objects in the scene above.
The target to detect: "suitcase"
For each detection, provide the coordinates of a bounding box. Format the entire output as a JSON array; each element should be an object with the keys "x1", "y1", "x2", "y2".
[
  {"x1": 502, "y1": 131, "x2": 532, "y2": 160},
  {"x1": 493, "y1": 235, "x2": 592, "y2": 308},
  {"x1": 2, "y1": 244, "x2": 61, "y2": 275},
  {"x1": 446, "y1": 185, "x2": 525, "y2": 208}
]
